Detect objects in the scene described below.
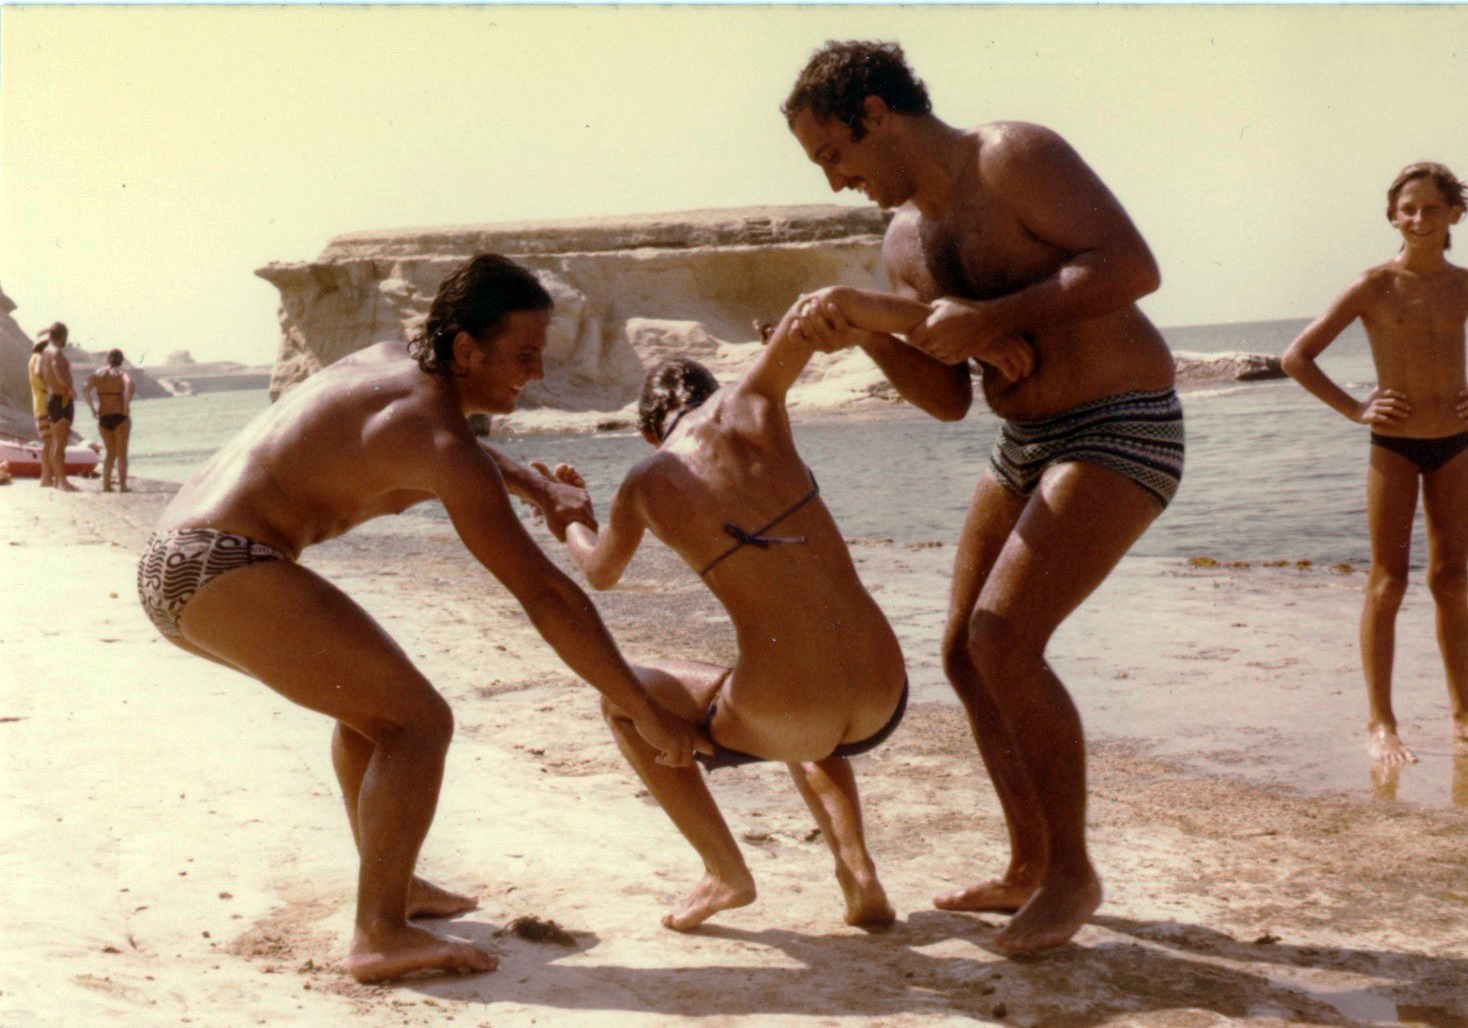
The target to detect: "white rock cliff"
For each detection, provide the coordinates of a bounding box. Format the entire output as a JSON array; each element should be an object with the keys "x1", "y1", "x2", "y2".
[{"x1": 253, "y1": 205, "x2": 896, "y2": 424}]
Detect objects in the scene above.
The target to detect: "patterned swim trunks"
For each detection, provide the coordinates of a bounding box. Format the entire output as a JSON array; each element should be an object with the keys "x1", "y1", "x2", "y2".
[
  {"x1": 137, "y1": 528, "x2": 289, "y2": 641},
  {"x1": 989, "y1": 388, "x2": 1185, "y2": 510}
]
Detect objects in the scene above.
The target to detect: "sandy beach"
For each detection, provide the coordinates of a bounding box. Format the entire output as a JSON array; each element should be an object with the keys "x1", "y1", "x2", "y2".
[{"x1": 3, "y1": 478, "x2": 1466, "y2": 1028}]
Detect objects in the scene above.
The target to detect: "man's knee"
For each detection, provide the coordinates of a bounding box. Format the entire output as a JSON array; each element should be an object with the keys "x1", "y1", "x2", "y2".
[
  {"x1": 1428, "y1": 562, "x2": 1467, "y2": 606},
  {"x1": 966, "y1": 609, "x2": 1043, "y2": 683},
  {"x1": 941, "y1": 628, "x2": 972, "y2": 683},
  {"x1": 396, "y1": 690, "x2": 454, "y2": 751}
]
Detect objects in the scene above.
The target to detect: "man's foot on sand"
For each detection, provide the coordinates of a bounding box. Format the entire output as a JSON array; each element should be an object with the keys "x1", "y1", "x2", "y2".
[
  {"x1": 991, "y1": 873, "x2": 1102, "y2": 955},
  {"x1": 662, "y1": 871, "x2": 756, "y2": 931},
  {"x1": 932, "y1": 877, "x2": 1038, "y2": 914},
  {"x1": 1368, "y1": 724, "x2": 1419, "y2": 766},
  {"x1": 1451, "y1": 717, "x2": 1468, "y2": 749},
  {"x1": 407, "y1": 876, "x2": 479, "y2": 920},
  {"x1": 57, "y1": 480, "x2": 78, "y2": 493},
  {"x1": 347, "y1": 922, "x2": 496, "y2": 984}
]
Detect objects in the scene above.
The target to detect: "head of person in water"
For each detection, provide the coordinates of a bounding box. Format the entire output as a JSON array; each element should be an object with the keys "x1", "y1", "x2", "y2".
[
  {"x1": 637, "y1": 358, "x2": 719, "y2": 445},
  {"x1": 409, "y1": 254, "x2": 553, "y2": 376}
]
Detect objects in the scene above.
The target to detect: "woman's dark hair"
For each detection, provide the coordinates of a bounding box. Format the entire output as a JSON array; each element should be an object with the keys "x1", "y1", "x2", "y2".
[
  {"x1": 408, "y1": 254, "x2": 553, "y2": 375},
  {"x1": 782, "y1": 40, "x2": 931, "y2": 141},
  {"x1": 106, "y1": 349, "x2": 124, "y2": 367},
  {"x1": 1387, "y1": 161, "x2": 1465, "y2": 251},
  {"x1": 637, "y1": 358, "x2": 719, "y2": 442}
]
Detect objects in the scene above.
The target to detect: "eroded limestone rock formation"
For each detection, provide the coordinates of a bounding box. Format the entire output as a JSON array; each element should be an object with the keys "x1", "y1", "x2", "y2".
[
  {"x1": 254, "y1": 205, "x2": 893, "y2": 408},
  {"x1": 0, "y1": 286, "x2": 34, "y2": 436}
]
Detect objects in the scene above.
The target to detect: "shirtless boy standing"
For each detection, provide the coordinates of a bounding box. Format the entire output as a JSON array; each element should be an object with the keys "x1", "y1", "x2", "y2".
[
  {"x1": 783, "y1": 41, "x2": 1184, "y2": 953},
  {"x1": 137, "y1": 254, "x2": 702, "y2": 983},
  {"x1": 1283, "y1": 161, "x2": 1468, "y2": 767},
  {"x1": 39, "y1": 322, "x2": 78, "y2": 492}
]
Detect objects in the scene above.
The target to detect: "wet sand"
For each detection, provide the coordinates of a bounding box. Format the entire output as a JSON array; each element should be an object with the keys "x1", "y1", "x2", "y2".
[{"x1": 3, "y1": 479, "x2": 1466, "y2": 1028}]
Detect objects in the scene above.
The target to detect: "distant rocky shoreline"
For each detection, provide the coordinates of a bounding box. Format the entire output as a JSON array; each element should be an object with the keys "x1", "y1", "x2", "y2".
[{"x1": 0, "y1": 204, "x2": 1286, "y2": 443}]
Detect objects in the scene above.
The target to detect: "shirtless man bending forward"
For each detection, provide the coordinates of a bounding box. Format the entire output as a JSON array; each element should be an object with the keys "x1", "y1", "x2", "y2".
[
  {"x1": 784, "y1": 41, "x2": 1185, "y2": 953},
  {"x1": 137, "y1": 254, "x2": 701, "y2": 983}
]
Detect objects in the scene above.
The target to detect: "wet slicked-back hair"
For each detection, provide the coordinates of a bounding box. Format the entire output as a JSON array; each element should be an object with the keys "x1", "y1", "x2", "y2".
[
  {"x1": 782, "y1": 40, "x2": 931, "y2": 141},
  {"x1": 409, "y1": 254, "x2": 553, "y2": 375},
  {"x1": 107, "y1": 349, "x2": 125, "y2": 367},
  {"x1": 638, "y1": 358, "x2": 719, "y2": 442},
  {"x1": 1387, "y1": 161, "x2": 1466, "y2": 251}
]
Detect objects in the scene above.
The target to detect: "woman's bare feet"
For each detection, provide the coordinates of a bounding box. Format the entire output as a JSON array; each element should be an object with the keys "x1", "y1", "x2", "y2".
[
  {"x1": 1451, "y1": 716, "x2": 1468, "y2": 749},
  {"x1": 1368, "y1": 723, "x2": 1419, "y2": 766},
  {"x1": 407, "y1": 876, "x2": 479, "y2": 920},
  {"x1": 932, "y1": 876, "x2": 1038, "y2": 914},
  {"x1": 347, "y1": 922, "x2": 496, "y2": 984},
  {"x1": 991, "y1": 872, "x2": 1102, "y2": 955},
  {"x1": 662, "y1": 871, "x2": 756, "y2": 931},
  {"x1": 836, "y1": 865, "x2": 896, "y2": 928}
]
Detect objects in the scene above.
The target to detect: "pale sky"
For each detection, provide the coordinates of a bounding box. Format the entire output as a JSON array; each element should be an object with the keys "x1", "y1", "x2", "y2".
[{"x1": 2, "y1": 4, "x2": 1465, "y2": 365}]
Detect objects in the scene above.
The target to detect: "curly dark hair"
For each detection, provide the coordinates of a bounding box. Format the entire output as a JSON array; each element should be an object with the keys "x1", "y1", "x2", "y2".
[
  {"x1": 408, "y1": 254, "x2": 553, "y2": 375},
  {"x1": 782, "y1": 40, "x2": 931, "y2": 141},
  {"x1": 637, "y1": 358, "x2": 719, "y2": 442},
  {"x1": 1387, "y1": 162, "x2": 1465, "y2": 251}
]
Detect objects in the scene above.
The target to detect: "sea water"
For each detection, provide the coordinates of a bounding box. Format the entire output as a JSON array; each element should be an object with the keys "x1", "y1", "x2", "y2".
[
  {"x1": 131, "y1": 318, "x2": 1393, "y2": 565},
  {"x1": 123, "y1": 319, "x2": 1465, "y2": 806}
]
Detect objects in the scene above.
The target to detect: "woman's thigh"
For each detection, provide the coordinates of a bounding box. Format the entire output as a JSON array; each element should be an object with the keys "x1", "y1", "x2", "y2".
[{"x1": 631, "y1": 659, "x2": 729, "y2": 724}]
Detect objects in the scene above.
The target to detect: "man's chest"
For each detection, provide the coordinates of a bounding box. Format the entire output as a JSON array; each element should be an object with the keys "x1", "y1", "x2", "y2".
[{"x1": 893, "y1": 202, "x2": 1058, "y2": 302}]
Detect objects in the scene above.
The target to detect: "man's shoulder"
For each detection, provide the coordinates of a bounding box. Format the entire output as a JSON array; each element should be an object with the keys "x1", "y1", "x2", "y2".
[{"x1": 973, "y1": 121, "x2": 1073, "y2": 178}]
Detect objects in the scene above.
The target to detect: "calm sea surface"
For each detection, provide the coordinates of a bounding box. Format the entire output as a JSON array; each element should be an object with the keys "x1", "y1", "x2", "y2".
[
  {"x1": 128, "y1": 318, "x2": 1403, "y2": 567},
  {"x1": 124, "y1": 319, "x2": 1465, "y2": 807}
]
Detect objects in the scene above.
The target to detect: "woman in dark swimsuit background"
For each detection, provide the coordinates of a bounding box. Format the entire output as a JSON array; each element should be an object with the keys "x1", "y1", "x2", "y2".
[{"x1": 83, "y1": 349, "x2": 134, "y2": 492}]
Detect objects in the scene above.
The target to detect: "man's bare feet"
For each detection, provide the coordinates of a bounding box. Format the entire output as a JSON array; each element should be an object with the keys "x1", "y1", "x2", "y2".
[
  {"x1": 991, "y1": 872, "x2": 1102, "y2": 955},
  {"x1": 932, "y1": 876, "x2": 1038, "y2": 914},
  {"x1": 57, "y1": 480, "x2": 78, "y2": 492},
  {"x1": 407, "y1": 876, "x2": 479, "y2": 920},
  {"x1": 662, "y1": 870, "x2": 756, "y2": 931},
  {"x1": 102, "y1": 484, "x2": 114, "y2": 492},
  {"x1": 836, "y1": 866, "x2": 896, "y2": 928},
  {"x1": 1368, "y1": 724, "x2": 1419, "y2": 766},
  {"x1": 119, "y1": 484, "x2": 131, "y2": 493},
  {"x1": 347, "y1": 922, "x2": 496, "y2": 984}
]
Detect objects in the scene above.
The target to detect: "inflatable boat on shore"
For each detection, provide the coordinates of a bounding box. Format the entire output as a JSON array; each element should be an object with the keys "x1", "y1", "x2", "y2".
[{"x1": 0, "y1": 433, "x2": 100, "y2": 478}]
